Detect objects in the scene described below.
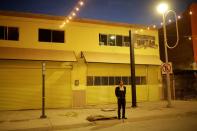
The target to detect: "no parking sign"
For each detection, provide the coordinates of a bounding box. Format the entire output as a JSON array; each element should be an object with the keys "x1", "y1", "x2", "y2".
[{"x1": 161, "y1": 62, "x2": 173, "y2": 74}]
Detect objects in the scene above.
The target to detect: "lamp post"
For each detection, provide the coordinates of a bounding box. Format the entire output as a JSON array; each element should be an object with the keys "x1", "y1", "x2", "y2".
[{"x1": 157, "y1": 3, "x2": 179, "y2": 107}]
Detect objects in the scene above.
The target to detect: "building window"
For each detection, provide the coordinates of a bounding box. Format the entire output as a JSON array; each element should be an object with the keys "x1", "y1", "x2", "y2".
[
  {"x1": 39, "y1": 29, "x2": 51, "y2": 42},
  {"x1": 116, "y1": 35, "x2": 123, "y2": 46},
  {"x1": 39, "y1": 29, "x2": 65, "y2": 43},
  {"x1": 87, "y1": 76, "x2": 146, "y2": 86},
  {"x1": 87, "y1": 76, "x2": 93, "y2": 86},
  {"x1": 0, "y1": 26, "x2": 5, "y2": 40},
  {"x1": 123, "y1": 36, "x2": 130, "y2": 47},
  {"x1": 109, "y1": 76, "x2": 115, "y2": 85},
  {"x1": 108, "y1": 34, "x2": 116, "y2": 46},
  {"x1": 101, "y1": 77, "x2": 109, "y2": 85},
  {"x1": 141, "y1": 76, "x2": 147, "y2": 85},
  {"x1": 99, "y1": 33, "x2": 130, "y2": 47},
  {"x1": 135, "y1": 77, "x2": 141, "y2": 85},
  {"x1": 52, "y1": 30, "x2": 65, "y2": 43},
  {"x1": 99, "y1": 34, "x2": 107, "y2": 45},
  {"x1": 122, "y1": 76, "x2": 128, "y2": 85},
  {"x1": 115, "y1": 76, "x2": 121, "y2": 85},
  {"x1": 0, "y1": 26, "x2": 19, "y2": 41},
  {"x1": 94, "y1": 77, "x2": 101, "y2": 86}
]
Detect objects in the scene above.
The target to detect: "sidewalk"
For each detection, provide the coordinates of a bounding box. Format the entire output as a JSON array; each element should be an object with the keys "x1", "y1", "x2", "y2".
[{"x1": 0, "y1": 100, "x2": 197, "y2": 131}]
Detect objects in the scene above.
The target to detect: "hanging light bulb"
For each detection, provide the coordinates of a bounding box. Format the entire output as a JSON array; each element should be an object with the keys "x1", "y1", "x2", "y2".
[
  {"x1": 178, "y1": 15, "x2": 181, "y2": 19},
  {"x1": 153, "y1": 25, "x2": 156, "y2": 28},
  {"x1": 75, "y1": 7, "x2": 80, "y2": 11},
  {"x1": 66, "y1": 19, "x2": 69, "y2": 23},
  {"x1": 147, "y1": 27, "x2": 150, "y2": 30},
  {"x1": 168, "y1": 19, "x2": 172, "y2": 23},
  {"x1": 188, "y1": 37, "x2": 192, "y2": 40},
  {"x1": 69, "y1": 16, "x2": 72, "y2": 20},
  {"x1": 60, "y1": 22, "x2": 66, "y2": 28},
  {"x1": 189, "y1": 11, "x2": 193, "y2": 15},
  {"x1": 72, "y1": 12, "x2": 76, "y2": 16},
  {"x1": 79, "y1": 1, "x2": 84, "y2": 6},
  {"x1": 160, "y1": 22, "x2": 163, "y2": 25}
]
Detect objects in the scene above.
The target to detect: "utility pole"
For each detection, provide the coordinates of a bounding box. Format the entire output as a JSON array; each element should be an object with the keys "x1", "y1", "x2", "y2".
[{"x1": 129, "y1": 30, "x2": 137, "y2": 107}]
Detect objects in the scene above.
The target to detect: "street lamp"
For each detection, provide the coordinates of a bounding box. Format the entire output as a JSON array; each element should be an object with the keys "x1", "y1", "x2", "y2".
[{"x1": 157, "y1": 3, "x2": 179, "y2": 107}]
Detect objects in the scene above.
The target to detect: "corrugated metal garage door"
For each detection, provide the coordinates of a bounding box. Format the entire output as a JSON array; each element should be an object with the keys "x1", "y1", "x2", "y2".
[{"x1": 0, "y1": 61, "x2": 72, "y2": 110}]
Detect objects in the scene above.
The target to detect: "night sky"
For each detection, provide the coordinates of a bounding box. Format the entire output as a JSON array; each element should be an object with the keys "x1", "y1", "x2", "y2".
[{"x1": 0, "y1": 0, "x2": 197, "y2": 26}]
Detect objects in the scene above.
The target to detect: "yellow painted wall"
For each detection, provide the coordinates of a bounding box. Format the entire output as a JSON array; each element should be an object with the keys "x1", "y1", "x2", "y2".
[
  {"x1": 0, "y1": 15, "x2": 159, "y2": 58},
  {"x1": 147, "y1": 65, "x2": 163, "y2": 101},
  {"x1": 86, "y1": 63, "x2": 161, "y2": 105}
]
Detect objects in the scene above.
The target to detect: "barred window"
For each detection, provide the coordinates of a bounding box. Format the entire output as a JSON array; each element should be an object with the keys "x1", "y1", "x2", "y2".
[
  {"x1": 109, "y1": 77, "x2": 115, "y2": 85},
  {"x1": 115, "y1": 76, "x2": 121, "y2": 85},
  {"x1": 101, "y1": 77, "x2": 108, "y2": 85},
  {"x1": 122, "y1": 76, "x2": 129, "y2": 85},
  {"x1": 94, "y1": 77, "x2": 101, "y2": 86},
  {"x1": 87, "y1": 76, "x2": 147, "y2": 86}
]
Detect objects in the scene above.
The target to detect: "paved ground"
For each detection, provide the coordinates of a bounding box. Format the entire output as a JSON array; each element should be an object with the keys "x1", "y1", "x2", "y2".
[
  {"x1": 0, "y1": 100, "x2": 197, "y2": 131},
  {"x1": 59, "y1": 115, "x2": 197, "y2": 131}
]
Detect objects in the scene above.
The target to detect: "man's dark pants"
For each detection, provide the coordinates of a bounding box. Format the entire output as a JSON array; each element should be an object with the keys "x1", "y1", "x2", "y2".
[{"x1": 118, "y1": 98, "x2": 126, "y2": 118}]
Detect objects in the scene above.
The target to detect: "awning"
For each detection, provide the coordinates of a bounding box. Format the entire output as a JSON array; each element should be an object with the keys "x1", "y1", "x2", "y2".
[
  {"x1": 82, "y1": 51, "x2": 161, "y2": 65},
  {"x1": 0, "y1": 47, "x2": 77, "y2": 62}
]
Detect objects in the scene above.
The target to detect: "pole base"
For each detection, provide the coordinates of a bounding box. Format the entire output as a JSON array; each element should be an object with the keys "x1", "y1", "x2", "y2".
[{"x1": 40, "y1": 115, "x2": 47, "y2": 119}]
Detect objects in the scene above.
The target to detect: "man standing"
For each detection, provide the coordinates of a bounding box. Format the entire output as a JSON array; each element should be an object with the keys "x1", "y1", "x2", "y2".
[{"x1": 115, "y1": 80, "x2": 127, "y2": 119}]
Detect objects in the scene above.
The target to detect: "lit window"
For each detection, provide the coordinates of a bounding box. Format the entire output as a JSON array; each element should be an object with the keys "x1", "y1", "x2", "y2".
[{"x1": 108, "y1": 34, "x2": 116, "y2": 46}]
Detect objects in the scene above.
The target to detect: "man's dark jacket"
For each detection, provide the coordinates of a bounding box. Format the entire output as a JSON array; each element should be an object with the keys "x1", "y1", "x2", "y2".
[{"x1": 115, "y1": 86, "x2": 126, "y2": 99}]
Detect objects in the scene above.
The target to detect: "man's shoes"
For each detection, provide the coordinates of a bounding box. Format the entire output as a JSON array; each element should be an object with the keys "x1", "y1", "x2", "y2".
[
  {"x1": 118, "y1": 117, "x2": 121, "y2": 120},
  {"x1": 122, "y1": 117, "x2": 127, "y2": 119}
]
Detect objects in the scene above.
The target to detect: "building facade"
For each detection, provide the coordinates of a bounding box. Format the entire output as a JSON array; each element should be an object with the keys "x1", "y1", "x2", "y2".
[
  {"x1": 0, "y1": 11, "x2": 162, "y2": 110},
  {"x1": 159, "y1": 3, "x2": 197, "y2": 100}
]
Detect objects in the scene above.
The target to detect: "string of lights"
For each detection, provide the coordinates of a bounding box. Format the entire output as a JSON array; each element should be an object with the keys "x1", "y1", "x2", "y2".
[
  {"x1": 135, "y1": 10, "x2": 195, "y2": 40},
  {"x1": 59, "y1": 1, "x2": 195, "y2": 40},
  {"x1": 60, "y1": 0, "x2": 85, "y2": 28}
]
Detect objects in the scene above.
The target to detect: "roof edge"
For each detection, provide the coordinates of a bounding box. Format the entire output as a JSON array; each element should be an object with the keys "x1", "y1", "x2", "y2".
[{"x1": 0, "y1": 10, "x2": 155, "y2": 29}]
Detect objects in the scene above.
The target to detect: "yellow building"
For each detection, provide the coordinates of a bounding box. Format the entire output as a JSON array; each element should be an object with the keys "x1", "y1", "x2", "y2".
[{"x1": 0, "y1": 11, "x2": 163, "y2": 110}]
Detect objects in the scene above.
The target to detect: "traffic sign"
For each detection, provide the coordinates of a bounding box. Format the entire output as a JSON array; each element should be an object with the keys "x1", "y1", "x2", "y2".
[{"x1": 161, "y1": 62, "x2": 173, "y2": 74}]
